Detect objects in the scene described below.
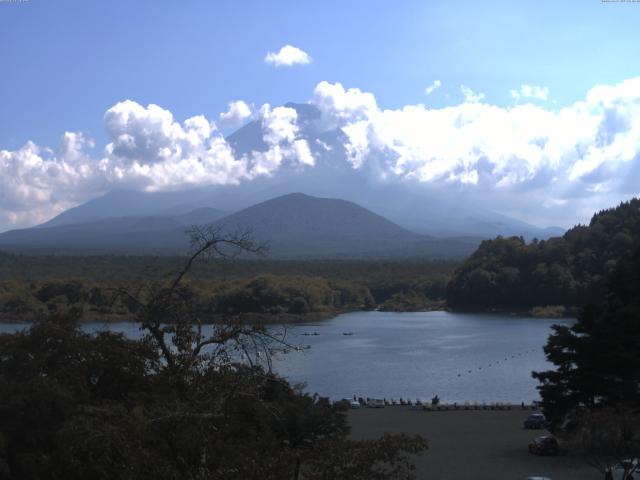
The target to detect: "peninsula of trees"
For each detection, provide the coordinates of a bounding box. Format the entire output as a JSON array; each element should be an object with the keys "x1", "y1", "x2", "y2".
[{"x1": 447, "y1": 198, "x2": 640, "y2": 311}]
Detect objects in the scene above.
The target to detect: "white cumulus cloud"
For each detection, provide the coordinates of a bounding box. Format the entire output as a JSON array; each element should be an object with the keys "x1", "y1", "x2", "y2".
[
  {"x1": 312, "y1": 81, "x2": 378, "y2": 130},
  {"x1": 0, "y1": 134, "x2": 102, "y2": 229},
  {"x1": 260, "y1": 104, "x2": 299, "y2": 145},
  {"x1": 510, "y1": 84, "x2": 550, "y2": 102},
  {"x1": 218, "y1": 100, "x2": 252, "y2": 129},
  {"x1": 293, "y1": 139, "x2": 315, "y2": 166},
  {"x1": 0, "y1": 100, "x2": 317, "y2": 231},
  {"x1": 310, "y1": 78, "x2": 640, "y2": 222},
  {"x1": 460, "y1": 85, "x2": 485, "y2": 103},
  {"x1": 424, "y1": 80, "x2": 441, "y2": 96},
  {"x1": 264, "y1": 45, "x2": 311, "y2": 67},
  {"x1": 4, "y1": 77, "x2": 640, "y2": 232}
]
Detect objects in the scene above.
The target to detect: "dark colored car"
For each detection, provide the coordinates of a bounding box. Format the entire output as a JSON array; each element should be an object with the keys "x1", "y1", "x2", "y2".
[
  {"x1": 524, "y1": 413, "x2": 547, "y2": 429},
  {"x1": 528, "y1": 436, "x2": 559, "y2": 456}
]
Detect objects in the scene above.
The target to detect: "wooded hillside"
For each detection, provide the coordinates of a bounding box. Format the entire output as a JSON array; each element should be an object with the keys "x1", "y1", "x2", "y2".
[{"x1": 447, "y1": 198, "x2": 640, "y2": 310}]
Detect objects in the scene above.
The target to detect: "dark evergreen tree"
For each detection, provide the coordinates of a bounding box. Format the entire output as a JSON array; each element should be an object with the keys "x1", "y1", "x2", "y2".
[{"x1": 532, "y1": 246, "x2": 640, "y2": 427}]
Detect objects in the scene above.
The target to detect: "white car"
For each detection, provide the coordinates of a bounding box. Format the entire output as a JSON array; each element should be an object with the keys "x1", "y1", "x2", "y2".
[
  {"x1": 349, "y1": 400, "x2": 361, "y2": 409},
  {"x1": 367, "y1": 398, "x2": 385, "y2": 408}
]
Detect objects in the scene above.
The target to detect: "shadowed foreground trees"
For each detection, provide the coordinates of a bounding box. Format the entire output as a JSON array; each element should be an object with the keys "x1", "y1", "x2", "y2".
[
  {"x1": 533, "y1": 246, "x2": 640, "y2": 424},
  {"x1": 533, "y1": 246, "x2": 640, "y2": 475},
  {"x1": 0, "y1": 226, "x2": 427, "y2": 480}
]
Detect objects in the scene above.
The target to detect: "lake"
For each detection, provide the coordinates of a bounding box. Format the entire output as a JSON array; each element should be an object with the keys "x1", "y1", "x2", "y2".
[{"x1": 0, "y1": 311, "x2": 570, "y2": 404}]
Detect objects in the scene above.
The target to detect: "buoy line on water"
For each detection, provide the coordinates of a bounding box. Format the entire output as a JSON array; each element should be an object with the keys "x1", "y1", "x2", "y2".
[
  {"x1": 292, "y1": 331, "x2": 542, "y2": 383},
  {"x1": 454, "y1": 347, "x2": 541, "y2": 378}
]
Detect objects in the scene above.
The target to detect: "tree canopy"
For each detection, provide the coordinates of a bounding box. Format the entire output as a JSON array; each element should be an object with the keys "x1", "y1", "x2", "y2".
[
  {"x1": 447, "y1": 198, "x2": 640, "y2": 310},
  {"x1": 0, "y1": 255, "x2": 454, "y2": 323}
]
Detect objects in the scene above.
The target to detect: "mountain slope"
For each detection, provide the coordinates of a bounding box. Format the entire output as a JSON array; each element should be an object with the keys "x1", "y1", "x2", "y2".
[
  {"x1": 213, "y1": 192, "x2": 420, "y2": 257},
  {"x1": 173, "y1": 207, "x2": 227, "y2": 225},
  {"x1": 0, "y1": 217, "x2": 187, "y2": 254},
  {"x1": 0, "y1": 193, "x2": 481, "y2": 258},
  {"x1": 217, "y1": 192, "x2": 411, "y2": 239},
  {"x1": 0, "y1": 207, "x2": 228, "y2": 255},
  {"x1": 209, "y1": 193, "x2": 481, "y2": 258},
  {"x1": 23, "y1": 108, "x2": 558, "y2": 241},
  {"x1": 23, "y1": 102, "x2": 565, "y2": 241},
  {"x1": 224, "y1": 103, "x2": 563, "y2": 240}
]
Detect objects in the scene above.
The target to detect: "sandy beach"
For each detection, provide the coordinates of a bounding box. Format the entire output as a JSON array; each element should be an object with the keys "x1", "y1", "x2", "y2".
[{"x1": 349, "y1": 406, "x2": 600, "y2": 480}]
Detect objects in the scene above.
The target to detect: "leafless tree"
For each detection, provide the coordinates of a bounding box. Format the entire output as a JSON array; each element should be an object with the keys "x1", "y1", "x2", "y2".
[
  {"x1": 106, "y1": 225, "x2": 428, "y2": 480},
  {"x1": 111, "y1": 225, "x2": 298, "y2": 372}
]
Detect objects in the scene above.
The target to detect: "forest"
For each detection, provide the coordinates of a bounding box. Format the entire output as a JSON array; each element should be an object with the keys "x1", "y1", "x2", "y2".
[
  {"x1": 3, "y1": 198, "x2": 640, "y2": 321},
  {"x1": 0, "y1": 254, "x2": 454, "y2": 323},
  {"x1": 447, "y1": 198, "x2": 640, "y2": 311}
]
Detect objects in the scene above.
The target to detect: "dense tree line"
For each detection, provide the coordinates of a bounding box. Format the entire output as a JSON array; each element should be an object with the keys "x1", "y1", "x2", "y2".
[
  {"x1": 211, "y1": 275, "x2": 374, "y2": 315},
  {"x1": 0, "y1": 257, "x2": 454, "y2": 321},
  {"x1": 0, "y1": 255, "x2": 456, "y2": 286},
  {"x1": 447, "y1": 198, "x2": 640, "y2": 310},
  {"x1": 0, "y1": 276, "x2": 373, "y2": 321}
]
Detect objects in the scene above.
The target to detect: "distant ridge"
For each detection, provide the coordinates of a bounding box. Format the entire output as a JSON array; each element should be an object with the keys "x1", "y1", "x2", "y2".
[
  {"x1": 37, "y1": 189, "x2": 219, "y2": 229},
  {"x1": 0, "y1": 207, "x2": 227, "y2": 255},
  {"x1": 0, "y1": 193, "x2": 480, "y2": 259}
]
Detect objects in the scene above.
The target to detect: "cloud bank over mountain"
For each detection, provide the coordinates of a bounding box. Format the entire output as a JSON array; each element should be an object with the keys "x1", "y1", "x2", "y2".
[{"x1": 2, "y1": 77, "x2": 640, "y2": 232}]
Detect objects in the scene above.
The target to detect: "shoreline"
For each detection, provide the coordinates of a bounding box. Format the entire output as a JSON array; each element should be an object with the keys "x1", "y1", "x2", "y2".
[
  {"x1": 0, "y1": 306, "x2": 576, "y2": 325},
  {"x1": 0, "y1": 308, "x2": 358, "y2": 325},
  {"x1": 449, "y1": 305, "x2": 578, "y2": 319}
]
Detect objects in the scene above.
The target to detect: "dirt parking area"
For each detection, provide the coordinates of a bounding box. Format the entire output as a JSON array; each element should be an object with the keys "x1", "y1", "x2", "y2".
[{"x1": 349, "y1": 406, "x2": 600, "y2": 480}]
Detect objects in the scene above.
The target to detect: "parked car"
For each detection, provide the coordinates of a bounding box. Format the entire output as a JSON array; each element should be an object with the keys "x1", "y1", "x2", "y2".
[
  {"x1": 528, "y1": 436, "x2": 559, "y2": 456},
  {"x1": 349, "y1": 400, "x2": 361, "y2": 409},
  {"x1": 367, "y1": 398, "x2": 385, "y2": 408},
  {"x1": 606, "y1": 457, "x2": 639, "y2": 480},
  {"x1": 524, "y1": 412, "x2": 547, "y2": 429}
]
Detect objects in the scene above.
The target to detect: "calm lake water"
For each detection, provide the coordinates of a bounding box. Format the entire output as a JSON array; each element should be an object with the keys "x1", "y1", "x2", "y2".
[{"x1": 0, "y1": 311, "x2": 571, "y2": 404}]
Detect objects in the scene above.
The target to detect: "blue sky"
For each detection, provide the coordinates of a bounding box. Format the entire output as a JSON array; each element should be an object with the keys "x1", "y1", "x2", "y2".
[
  {"x1": 1, "y1": 0, "x2": 640, "y2": 231},
  {"x1": 2, "y1": 0, "x2": 639, "y2": 148}
]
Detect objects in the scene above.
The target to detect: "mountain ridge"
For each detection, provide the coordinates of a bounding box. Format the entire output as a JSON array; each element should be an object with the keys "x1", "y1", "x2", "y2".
[
  {"x1": 13, "y1": 102, "x2": 565, "y2": 241},
  {"x1": 0, "y1": 193, "x2": 481, "y2": 259}
]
